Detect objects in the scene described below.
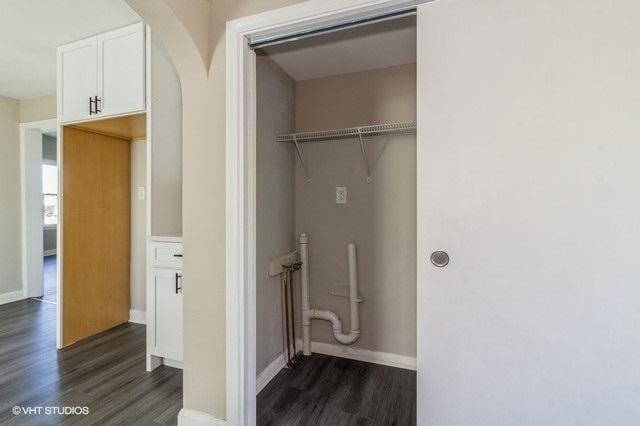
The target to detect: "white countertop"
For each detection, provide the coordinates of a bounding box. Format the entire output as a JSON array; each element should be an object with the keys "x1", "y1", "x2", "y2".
[{"x1": 149, "y1": 233, "x2": 183, "y2": 243}]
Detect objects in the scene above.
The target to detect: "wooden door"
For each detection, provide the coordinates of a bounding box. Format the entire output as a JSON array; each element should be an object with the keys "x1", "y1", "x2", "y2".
[
  {"x1": 98, "y1": 23, "x2": 146, "y2": 118},
  {"x1": 62, "y1": 127, "x2": 130, "y2": 346},
  {"x1": 58, "y1": 38, "x2": 98, "y2": 123}
]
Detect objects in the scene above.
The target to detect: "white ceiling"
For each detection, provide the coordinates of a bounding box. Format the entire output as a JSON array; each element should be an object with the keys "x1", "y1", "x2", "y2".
[
  {"x1": 264, "y1": 16, "x2": 416, "y2": 82},
  {"x1": 0, "y1": 0, "x2": 140, "y2": 100}
]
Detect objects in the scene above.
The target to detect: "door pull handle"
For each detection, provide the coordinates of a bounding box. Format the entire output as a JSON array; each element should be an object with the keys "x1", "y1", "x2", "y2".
[{"x1": 175, "y1": 273, "x2": 183, "y2": 294}]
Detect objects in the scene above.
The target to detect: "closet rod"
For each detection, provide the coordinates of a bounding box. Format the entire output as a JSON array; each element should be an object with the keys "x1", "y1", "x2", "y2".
[
  {"x1": 248, "y1": 8, "x2": 416, "y2": 50},
  {"x1": 276, "y1": 121, "x2": 416, "y2": 144}
]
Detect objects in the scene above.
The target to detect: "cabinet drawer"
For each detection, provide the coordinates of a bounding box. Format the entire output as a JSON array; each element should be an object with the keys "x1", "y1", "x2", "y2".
[{"x1": 149, "y1": 242, "x2": 183, "y2": 269}]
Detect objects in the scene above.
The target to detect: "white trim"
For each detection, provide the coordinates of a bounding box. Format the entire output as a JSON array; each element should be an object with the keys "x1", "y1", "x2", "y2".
[
  {"x1": 56, "y1": 122, "x2": 64, "y2": 349},
  {"x1": 178, "y1": 408, "x2": 227, "y2": 426},
  {"x1": 0, "y1": 290, "x2": 25, "y2": 305},
  {"x1": 20, "y1": 118, "x2": 58, "y2": 129},
  {"x1": 163, "y1": 358, "x2": 184, "y2": 369},
  {"x1": 297, "y1": 339, "x2": 416, "y2": 370},
  {"x1": 44, "y1": 249, "x2": 57, "y2": 257},
  {"x1": 145, "y1": 24, "x2": 152, "y2": 239},
  {"x1": 225, "y1": 1, "x2": 427, "y2": 424},
  {"x1": 129, "y1": 309, "x2": 147, "y2": 324},
  {"x1": 20, "y1": 119, "x2": 57, "y2": 300},
  {"x1": 256, "y1": 353, "x2": 286, "y2": 394}
]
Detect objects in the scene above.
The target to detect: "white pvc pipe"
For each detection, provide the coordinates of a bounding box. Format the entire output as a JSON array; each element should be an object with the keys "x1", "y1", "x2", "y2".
[
  {"x1": 299, "y1": 234, "x2": 312, "y2": 355},
  {"x1": 347, "y1": 243, "x2": 360, "y2": 334},
  {"x1": 299, "y1": 234, "x2": 361, "y2": 355}
]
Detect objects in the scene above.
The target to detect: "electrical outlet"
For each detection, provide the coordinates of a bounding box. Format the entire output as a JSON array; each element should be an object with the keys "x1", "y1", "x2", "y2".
[
  {"x1": 137, "y1": 186, "x2": 146, "y2": 201},
  {"x1": 336, "y1": 187, "x2": 347, "y2": 204}
]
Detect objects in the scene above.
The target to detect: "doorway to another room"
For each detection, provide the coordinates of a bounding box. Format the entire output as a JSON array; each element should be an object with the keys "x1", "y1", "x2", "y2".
[
  {"x1": 39, "y1": 131, "x2": 58, "y2": 304},
  {"x1": 20, "y1": 119, "x2": 58, "y2": 311}
]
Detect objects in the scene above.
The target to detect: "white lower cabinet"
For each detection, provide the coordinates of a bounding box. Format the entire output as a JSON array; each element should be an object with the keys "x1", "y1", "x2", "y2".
[{"x1": 147, "y1": 241, "x2": 183, "y2": 368}]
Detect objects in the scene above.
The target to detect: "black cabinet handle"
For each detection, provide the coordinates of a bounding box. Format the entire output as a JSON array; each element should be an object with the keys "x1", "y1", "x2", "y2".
[
  {"x1": 94, "y1": 96, "x2": 101, "y2": 113},
  {"x1": 173, "y1": 254, "x2": 183, "y2": 258},
  {"x1": 89, "y1": 97, "x2": 94, "y2": 115},
  {"x1": 175, "y1": 273, "x2": 182, "y2": 294}
]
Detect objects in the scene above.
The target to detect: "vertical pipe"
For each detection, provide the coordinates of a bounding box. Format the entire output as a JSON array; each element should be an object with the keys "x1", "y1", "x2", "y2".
[
  {"x1": 299, "y1": 233, "x2": 311, "y2": 355},
  {"x1": 287, "y1": 267, "x2": 296, "y2": 358},
  {"x1": 347, "y1": 243, "x2": 360, "y2": 333},
  {"x1": 281, "y1": 272, "x2": 289, "y2": 363},
  {"x1": 282, "y1": 271, "x2": 291, "y2": 364}
]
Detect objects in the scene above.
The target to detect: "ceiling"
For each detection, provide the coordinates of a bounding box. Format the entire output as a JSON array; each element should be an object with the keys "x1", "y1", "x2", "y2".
[
  {"x1": 0, "y1": 0, "x2": 140, "y2": 100},
  {"x1": 264, "y1": 16, "x2": 416, "y2": 82}
]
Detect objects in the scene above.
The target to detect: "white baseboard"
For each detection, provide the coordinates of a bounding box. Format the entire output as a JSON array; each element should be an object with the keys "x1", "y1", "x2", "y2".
[
  {"x1": 178, "y1": 408, "x2": 226, "y2": 426},
  {"x1": 44, "y1": 249, "x2": 57, "y2": 257},
  {"x1": 296, "y1": 339, "x2": 416, "y2": 370},
  {"x1": 0, "y1": 290, "x2": 24, "y2": 305},
  {"x1": 257, "y1": 353, "x2": 286, "y2": 394},
  {"x1": 163, "y1": 358, "x2": 183, "y2": 369},
  {"x1": 129, "y1": 309, "x2": 146, "y2": 324}
]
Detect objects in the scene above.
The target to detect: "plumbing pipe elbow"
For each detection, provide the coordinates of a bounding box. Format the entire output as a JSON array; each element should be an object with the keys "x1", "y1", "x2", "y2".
[
  {"x1": 311, "y1": 309, "x2": 360, "y2": 345},
  {"x1": 334, "y1": 330, "x2": 360, "y2": 345},
  {"x1": 302, "y1": 309, "x2": 312, "y2": 326}
]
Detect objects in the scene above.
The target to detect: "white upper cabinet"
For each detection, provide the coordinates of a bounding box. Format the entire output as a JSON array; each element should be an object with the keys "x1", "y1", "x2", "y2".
[
  {"x1": 58, "y1": 38, "x2": 98, "y2": 123},
  {"x1": 58, "y1": 22, "x2": 146, "y2": 123},
  {"x1": 98, "y1": 23, "x2": 145, "y2": 118}
]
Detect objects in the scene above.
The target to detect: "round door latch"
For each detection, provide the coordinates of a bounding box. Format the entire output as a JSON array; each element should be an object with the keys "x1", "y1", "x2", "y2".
[{"x1": 430, "y1": 251, "x2": 449, "y2": 267}]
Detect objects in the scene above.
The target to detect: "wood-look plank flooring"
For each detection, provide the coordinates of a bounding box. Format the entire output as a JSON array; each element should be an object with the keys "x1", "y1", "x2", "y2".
[
  {"x1": 0, "y1": 299, "x2": 182, "y2": 425},
  {"x1": 35, "y1": 255, "x2": 57, "y2": 303},
  {"x1": 257, "y1": 353, "x2": 416, "y2": 425}
]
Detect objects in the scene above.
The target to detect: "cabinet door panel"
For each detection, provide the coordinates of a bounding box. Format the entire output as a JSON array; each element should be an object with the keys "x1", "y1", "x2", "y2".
[
  {"x1": 98, "y1": 23, "x2": 145, "y2": 117},
  {"x1": 58, "y1": 38, "x2": 97, "y2": 122},
  {"x1": 150, "y1": 268, "x2": 182, "y2": 361}
]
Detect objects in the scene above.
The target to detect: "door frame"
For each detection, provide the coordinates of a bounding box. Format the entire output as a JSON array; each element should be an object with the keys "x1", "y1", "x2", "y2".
[
  {"x1": 225, "y1": 1, "x2": 426, "y2": 423},
  {"x1": 19, "y1": 119, "x2": 58, "y2": 306}
]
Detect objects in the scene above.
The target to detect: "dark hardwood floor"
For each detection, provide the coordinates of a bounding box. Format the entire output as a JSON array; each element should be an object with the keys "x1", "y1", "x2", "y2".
[
  {"x1": 257, "y1": 353, "x2": 416, "y2": 425},
  {"x1": 0, "y1": 299, "x2": 182, "y2": 425},
  {"x1": 36, "y1": 255, "x2": 57, "y2": 303}
]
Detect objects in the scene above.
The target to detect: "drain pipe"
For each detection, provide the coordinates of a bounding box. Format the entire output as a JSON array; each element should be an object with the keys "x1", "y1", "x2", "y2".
[{"x1": 300, "y1": 233, "x2": 361, "y2": 356}]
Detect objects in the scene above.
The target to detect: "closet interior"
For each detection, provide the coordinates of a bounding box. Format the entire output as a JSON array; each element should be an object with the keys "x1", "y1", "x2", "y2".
[{"x1": 256, "y1": 15, "x2": 417, "y2": 423}]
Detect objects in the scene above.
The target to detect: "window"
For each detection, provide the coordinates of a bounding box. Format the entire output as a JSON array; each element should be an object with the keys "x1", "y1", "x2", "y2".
[{"x1": 43, "y1": 163, "x2": 58, "y2": 226}]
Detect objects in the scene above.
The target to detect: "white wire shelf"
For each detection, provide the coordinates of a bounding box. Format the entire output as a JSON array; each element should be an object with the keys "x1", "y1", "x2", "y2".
[
  {"x1": 277, "y1": 122, "x2": 416, "y2": 183},
  {"x1": 276, "y1": 121, "x2": 416, "y2": 144}
]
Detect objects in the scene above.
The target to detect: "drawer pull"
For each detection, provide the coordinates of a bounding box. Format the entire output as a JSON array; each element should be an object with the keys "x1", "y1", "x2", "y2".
[
  {"x1": 175, "y1": 273, "x2": 183, "y2": 294},
  {"x1": 173, "y1": 254, "x2": 183, "y2": 258}
]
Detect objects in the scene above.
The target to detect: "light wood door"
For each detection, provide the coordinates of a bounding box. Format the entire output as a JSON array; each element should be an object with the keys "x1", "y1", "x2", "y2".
[
  {"x1": 58, "y1": 38, "x2": 98, "y2": 122},
  {"x1": 98, "y1": 23, "x2": 145, "y2": 118},
  {"x1": 62, "y1": 127, "x2": 130, "y2": 346},
  {"x1": 148, "y1": 268, "x2": 183, "y2": 361}
]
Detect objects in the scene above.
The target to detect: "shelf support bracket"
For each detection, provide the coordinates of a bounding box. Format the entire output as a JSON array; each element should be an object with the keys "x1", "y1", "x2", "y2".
[
  {"x1": 357, "y1": 128, "x2": 372, "y2": 183},
  {"x1": 292, "y1": 135, "x2": 311, "y2": 182}
]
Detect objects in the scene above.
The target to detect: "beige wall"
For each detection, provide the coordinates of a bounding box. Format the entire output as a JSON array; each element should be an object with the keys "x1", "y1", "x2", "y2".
[
  {"x1": 294, "y1": 64, "x2": 416, "y2": 356},
  {"x1": 255, "y1": 54, "x2": 295, "y2": 375},
  {"x1": 131, "y1": 140, "x2": 147, "y2": 312},
  {"x1": 126, "y1": 0, "x2": 305, "y2": 418},
  {"x1": 0, "y1": 96, "x2": 22, "y2": 296},
  {"x1": 19, "y1": 94, "x2": 56, "y2": 123},
  {"x1": 150, "y1": 33, "x2": 183, "y2": 237}
]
